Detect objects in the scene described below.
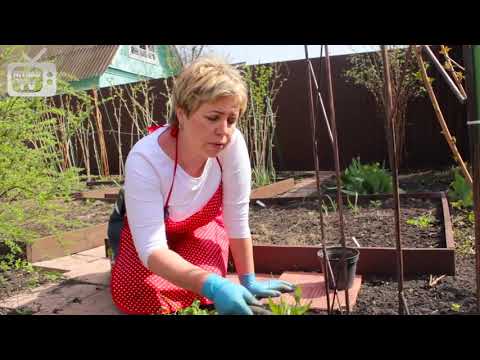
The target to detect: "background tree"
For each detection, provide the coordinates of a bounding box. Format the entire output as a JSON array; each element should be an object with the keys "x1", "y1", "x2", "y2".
[
  {"x1": 175, "y1": 45, "x2": 211, "y2": 66},
  {"x1": 344, "y1": 45, "x2": 430, "y2": 168}
]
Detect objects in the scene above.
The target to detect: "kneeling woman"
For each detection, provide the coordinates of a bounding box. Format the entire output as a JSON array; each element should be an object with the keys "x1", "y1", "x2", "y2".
[{"x1": 110, "y1": 57, "x2": 293, "y2": 315}]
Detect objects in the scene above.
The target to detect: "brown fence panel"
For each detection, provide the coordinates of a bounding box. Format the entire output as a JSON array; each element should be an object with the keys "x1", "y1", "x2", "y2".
[
  {"x1": 271, "y1": 45, "x2": 468, "y2": 171},
  {"x1": 47, "y1": 46, "x2": 468, "y2": 175}
]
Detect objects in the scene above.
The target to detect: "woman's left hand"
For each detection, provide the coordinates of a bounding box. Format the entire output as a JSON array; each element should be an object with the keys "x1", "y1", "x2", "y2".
[{"x1": 239, "y1": 273, "x2": 296, "y2": 299}]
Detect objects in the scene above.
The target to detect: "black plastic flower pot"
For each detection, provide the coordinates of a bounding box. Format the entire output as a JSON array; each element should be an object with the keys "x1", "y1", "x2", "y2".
[{"x1": 318, "y1": 246, "x2": 360, "y2": 290}]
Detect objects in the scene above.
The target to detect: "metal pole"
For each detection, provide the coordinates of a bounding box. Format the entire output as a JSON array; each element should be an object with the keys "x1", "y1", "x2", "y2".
[
  {"x1": 324, "y1": 45, "x2": 350, "y2": 313},
  {"x1": 308, "y1": 62, "x2": 334, "y2": 144},
  {"x1": 381, "y1": 45, "x2": 408, "y2": 315},
  {"x1": 463, "y1": 45, "x2": 480, "y2": 312},
  {"x1": 304, "y1": 45, "x2": 332, "y2": 314}
]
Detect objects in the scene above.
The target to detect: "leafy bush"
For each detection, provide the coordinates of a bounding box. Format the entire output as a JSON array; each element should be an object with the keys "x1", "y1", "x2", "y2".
[
  {"x1": 341, "y1": 157, "x2": 393, "y2": 195},
  {"x1": 448, "y1": 169, "x2": 473, "y2": 209},
  {"x1": 0, "y1": 47, "x2": 87, "y2": 268}
]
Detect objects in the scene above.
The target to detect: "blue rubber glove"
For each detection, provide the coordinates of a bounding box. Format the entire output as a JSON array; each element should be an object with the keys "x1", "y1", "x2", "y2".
[
  {"x1": 201, "y1": 274, "x2": 262, "y2": 315},
  {"x1": 240, "y1": 273, "x2": 296, "y2": 299}
]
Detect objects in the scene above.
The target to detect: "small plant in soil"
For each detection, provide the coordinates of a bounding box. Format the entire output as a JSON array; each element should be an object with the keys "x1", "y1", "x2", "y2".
[
  {"x1": 173, "y1": 300, "x2": 215, "y2": 315},
  {"x1": 266, "y1": 286, "x2": 311, "y2": 315},
  {"x1": 169, "y1": 287, "x2": 311, "y2": 315},
  {"x1": 406, "y1": 213, "x2": 435, "y2": 229},
  {"x1": 322, "y1": 195, "x2": 337, "y2": 215},
  {"x1": 0, "y1": 255, "x2": 34, "y2": 273},
  {"x1": 43, "y1": 271, "x2": 64, "y2": 283},
  {"x1": 11, "y1": 307, "x2": 35, "y2": 315},
  {"x1": 467, "y1": 211, "x2": 474, "y2": 224},
  {"x1": 451, "y1": 303, "x2": 462, "y2": 312},
  {"x1": 346, "y1": 192, "x2": 360, "y2": 215},
  {"x1": 369, "y1": 200, "x2": 382, "y2": 209}
]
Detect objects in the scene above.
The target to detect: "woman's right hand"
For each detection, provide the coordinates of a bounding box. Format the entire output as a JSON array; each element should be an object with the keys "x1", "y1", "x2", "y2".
[{"x1": 201, "y1": 274, "x2": 261, "y2": 315}]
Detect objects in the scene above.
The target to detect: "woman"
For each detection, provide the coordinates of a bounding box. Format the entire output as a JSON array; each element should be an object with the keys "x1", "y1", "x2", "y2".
[{"x1": 110, "y1": 57, "x2": 294, "y2": 315}]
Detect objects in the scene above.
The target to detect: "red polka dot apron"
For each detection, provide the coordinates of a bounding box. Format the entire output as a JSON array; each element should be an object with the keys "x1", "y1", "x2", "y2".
[{"x1": 111, "y1": 125, "x2": 229, "y2": 314}]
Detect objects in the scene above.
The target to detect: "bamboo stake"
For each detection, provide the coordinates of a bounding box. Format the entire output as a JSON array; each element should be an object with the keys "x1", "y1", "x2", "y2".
[
  {"x1": 440, "y1": 45, "x2": 467, "y2": 98},
  {"x1": 423, "y1": 45, "x2": 466, "y2": 103},
  {"x1": 325, "y1": 45, "x2": 350, "y2": 314},
  {"x1": 76, "y1": 127, "x2": 90, "y2": 179},
  {"x1": 304, "y1": 45, "x2": 333, "y2": 314},
  {"x1": 93, "y1": 88, "x2": 110, "y2": 177},
  {"x1": 88, "y1": 117, "x2": 102, "y2": 177},
  {"x1": 382, "y1": 45, "x2": 408, "y2": 315},
  {"x1": 414, "y1": 45, "x2": 473, "y2": 186},
  {"x1": 99, "y1": 87, "x2": 123, "y2": 177}
]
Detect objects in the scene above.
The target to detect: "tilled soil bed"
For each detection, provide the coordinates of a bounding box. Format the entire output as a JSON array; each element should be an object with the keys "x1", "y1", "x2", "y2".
[
  {"x1": 250, "y1": 197, "x2": 444, "y2": 248},
  {"x1": 250, "y1": 192, "x2": 477, "y2": 314}
]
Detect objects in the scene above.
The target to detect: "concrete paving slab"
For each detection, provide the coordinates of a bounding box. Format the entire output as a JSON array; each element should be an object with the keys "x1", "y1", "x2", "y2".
[
  {"x1": 277, "y1": 272, "x2": 362, "y2": 311},
  {"x1": 76, "y1": 246, "x2": 107, "y2": 259},
  {"x1": 1, "y1": 282, "x2": 101, "y2": 314},
  {"x1": 57, "y1": 288, "x2": 122, "y2": 315},
  {"x1": 33, "y1": 254, "x2": 92, "y2": 272},
  {"x1": 63, "y1": 258, "x2": 111, "y2": 284}
]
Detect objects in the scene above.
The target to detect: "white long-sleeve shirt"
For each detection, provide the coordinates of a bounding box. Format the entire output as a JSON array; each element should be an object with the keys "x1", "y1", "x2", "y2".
[{"x1": 124, "y1": 126, "x2": 252, "y2": 267}]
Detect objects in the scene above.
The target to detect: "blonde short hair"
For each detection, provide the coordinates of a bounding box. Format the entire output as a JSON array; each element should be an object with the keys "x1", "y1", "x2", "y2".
[{"x1": 169, "y1": 56, "x2": 248, "y2": 126}]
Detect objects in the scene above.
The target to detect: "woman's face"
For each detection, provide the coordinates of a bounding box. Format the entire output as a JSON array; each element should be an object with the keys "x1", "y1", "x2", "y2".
[{"x1": 178, "y1": 96, "x2": 240, "y2": 159}]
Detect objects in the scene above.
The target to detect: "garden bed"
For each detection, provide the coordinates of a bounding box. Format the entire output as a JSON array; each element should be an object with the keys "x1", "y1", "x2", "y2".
[
  {"x1": 6, "y1": 198, "x2": 114, "y2": 263},
  {"x1": 241, "y1": 192, "x2": 455, "y2": 276},
  {"x1": 87, "y1": 178, "x2": 297, "y2": 202},
  {"x1": 250, "y1": 178, "x2": 295, "y2": 199}
]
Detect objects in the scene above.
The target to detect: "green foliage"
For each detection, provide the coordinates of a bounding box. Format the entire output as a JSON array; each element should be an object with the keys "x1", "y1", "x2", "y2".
[
  {"x1": 267, "y1": 286, "x2": 311, "y2": 315},
  {"x1": 0, "y1": 256, "x2": 35, "y2": 273},
  {"x1": 0, "y1": 46, "x2": 87, "y2": 264},
  {"x1": 449, "y1": 169, "x2": 473, "y2": 209},
  {"x1": 43, "y1": 270, "x2": 64, "y2": 283},
  {"x1": 172, "y1": 288, "x2": 312, "y2": 316},
  {"x1": 341, "y1": 157, "x2": 393, "y2": 195},
  {"x1": 252, "y1": 167, "x2": 274, "y2": 188},
  {"x1": 12, "y1": 307, "x2": 34, "y2": 315},
  {"x1": 174, "y1": 300, "x2": 215, "y2": 315},
  {"x1": 468, "y1": 211, "x2": 475, "y2": 224},
  {"x1": 451, "y1": 303, "x2": 461, "y2": 312},
  {"x1": 406, "y1": 213, "x2": 435, "y2": 229}
]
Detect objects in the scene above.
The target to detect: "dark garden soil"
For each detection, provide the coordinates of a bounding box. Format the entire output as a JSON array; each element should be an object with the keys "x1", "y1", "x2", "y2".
[
  {"x1": 0, "y1": 198, "x2": 114, "y2": 314},
  {"x1": 250, "y1": 197, "x2": 443, "y2": 248},
  {"x1": 249, "y1": 199, "x2": 477, "y2": 314},
  {"x1": 1, "y1": 168, "x2": 478, "y2": 315},
  {"x1": 249, "y1": 168, "x2": 478, "y2": 315},
  {"x1": 0, "y1": 267, "x2": 66, "y2": 314}
]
